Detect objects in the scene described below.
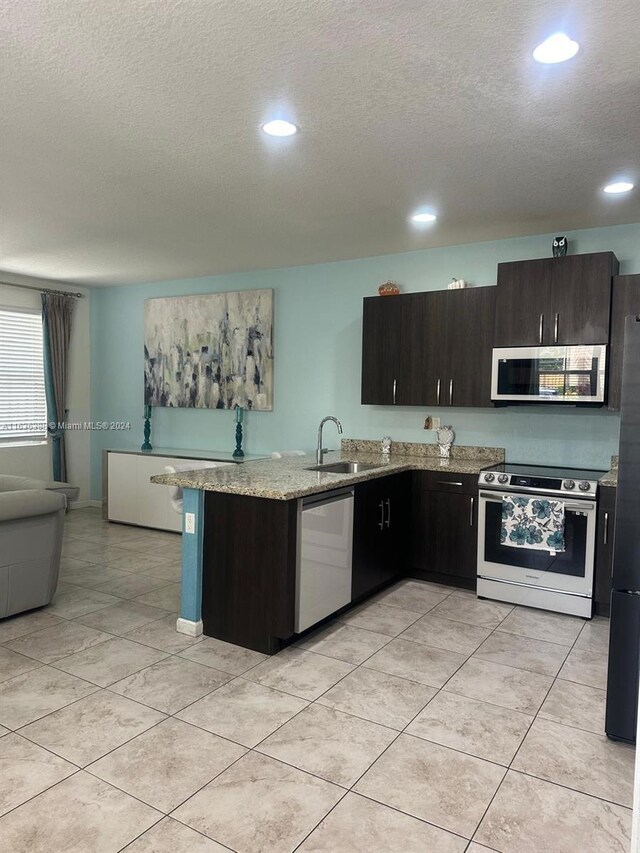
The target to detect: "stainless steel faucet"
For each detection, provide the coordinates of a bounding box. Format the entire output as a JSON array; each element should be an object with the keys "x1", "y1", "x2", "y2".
[{"x1": 316, "y1": 416, "x2": 343, "y2": 464}]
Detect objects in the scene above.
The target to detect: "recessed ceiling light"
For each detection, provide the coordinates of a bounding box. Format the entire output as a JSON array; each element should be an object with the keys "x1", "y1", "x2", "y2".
[
  {"x1": 533, "y1": 33, "x2": 579, "y2": 64},
  {"x1": 411, "y1": 211, "x2": 437, "y2": 224},
  {"x1": 603, "y1": 181, "x2": 634, "y2": 194},
  {"x1": 261, "y1": 119, "x2": 299, "y2": 137}
]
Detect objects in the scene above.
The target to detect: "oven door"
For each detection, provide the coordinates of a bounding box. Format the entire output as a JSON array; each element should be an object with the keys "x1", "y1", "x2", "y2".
[
  {"x1": 491, "y1": 345, "x2": 606, "y2": 403},
  {"x1": 477, "y1": 490, "x2": 596, "y2": 596}
]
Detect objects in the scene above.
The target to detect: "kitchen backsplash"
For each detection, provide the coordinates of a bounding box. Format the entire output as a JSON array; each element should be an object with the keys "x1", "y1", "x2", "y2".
[{"x1": 341, "y1": 438, "x2": 505, "y2": 463}]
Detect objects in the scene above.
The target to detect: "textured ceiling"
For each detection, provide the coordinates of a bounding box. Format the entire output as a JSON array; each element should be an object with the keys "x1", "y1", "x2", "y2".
[{"x1": 1, "y1": 0, "x2": 639, "y2": 285}]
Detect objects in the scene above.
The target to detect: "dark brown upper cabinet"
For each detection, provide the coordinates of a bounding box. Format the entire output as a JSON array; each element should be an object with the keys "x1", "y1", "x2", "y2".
[
  {"x1": 361, "y1": 296, "x2": 404, "y2": 406},
  {"x1": 361, "y1": 286, "x2": 495, "y2": 408},
  {"x1": 608, "y1": 274, "x2": 640, "y2": 411},
  {"x1": 494, "y1": 252, "x2": 618, "y2": 347}
]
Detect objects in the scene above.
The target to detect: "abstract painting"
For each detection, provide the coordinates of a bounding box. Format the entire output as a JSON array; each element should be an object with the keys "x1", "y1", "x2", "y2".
[{"x1": 144, "y1": 288, "x2": 273, "y2": 410}]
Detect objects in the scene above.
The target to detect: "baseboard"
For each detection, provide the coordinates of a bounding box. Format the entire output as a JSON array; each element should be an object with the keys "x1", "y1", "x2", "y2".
[
  {"x1": 176, "y1": 618, "x2": 203, "y2": 637},
  {"x1": 69, "y1": 499, "x2": 103, "y2": 509}
]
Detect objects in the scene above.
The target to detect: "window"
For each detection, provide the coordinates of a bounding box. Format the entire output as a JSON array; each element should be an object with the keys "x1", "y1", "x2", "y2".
[{"x1": 0, "y1": 307, "x2": 47, "y2": 444}]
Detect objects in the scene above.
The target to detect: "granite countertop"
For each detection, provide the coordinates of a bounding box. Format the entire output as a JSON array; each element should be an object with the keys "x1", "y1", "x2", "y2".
[
  {"x1": 151, "y1": 441, "x2": 505, "y2": 500},
  {"x1": 600, "y1": 455, "x2": 619, "y2": 487}
]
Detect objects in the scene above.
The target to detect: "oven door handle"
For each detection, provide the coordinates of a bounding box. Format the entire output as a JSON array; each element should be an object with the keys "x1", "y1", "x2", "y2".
[{"x1": 479, "y1": 492, "x2": 595, "y2": 512}]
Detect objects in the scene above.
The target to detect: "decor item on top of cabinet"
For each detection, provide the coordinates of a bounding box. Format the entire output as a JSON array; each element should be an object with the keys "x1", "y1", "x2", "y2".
[
  {"x1": 436, "y1": 425, "x2": 455, "y2": 458},
  {"x1": 552, "y1": 235, "x2": 568, "y2": 257},
  {"x1": 144, "y1": 288, "x2": 273, "y2": 410},
  {"x1": 378, "y1": 281, "x2": 400, "y2": 296},
  {"x1": 141, "y1": 404, "x2": 153, "y2": 451},
  {"x1": 448, "y1": 277, "x2": 468, "y2": 289},
  {"x1": 381, "y1": 436, "x2": 392, "y2": 455},
  {"x1": 232, "y1": 406, "x2": 244, "y2": 459}
]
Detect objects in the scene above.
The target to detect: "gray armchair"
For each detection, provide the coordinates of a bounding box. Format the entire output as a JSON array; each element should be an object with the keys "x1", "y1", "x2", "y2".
[
  {"x1": 0, "y1": 474, "x2": 79, "y2": 503},
  {"x1": 0, "y1": 485, "x2": 66, "y2": 619}
]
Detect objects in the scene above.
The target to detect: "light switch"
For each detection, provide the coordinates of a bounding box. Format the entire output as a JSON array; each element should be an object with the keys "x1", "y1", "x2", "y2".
[{"x1": 185, "y1": 512, "x2": 196, "y2": 534}]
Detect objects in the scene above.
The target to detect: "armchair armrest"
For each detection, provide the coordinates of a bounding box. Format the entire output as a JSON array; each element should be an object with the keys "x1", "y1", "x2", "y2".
[{"x1": 0, "y1": 489, "x2": 66, "y2": 523}]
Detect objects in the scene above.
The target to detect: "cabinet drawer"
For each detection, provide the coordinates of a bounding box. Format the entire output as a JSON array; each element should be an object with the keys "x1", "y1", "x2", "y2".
[{"x1": 417, "y1": 471, "x2": 478, "y2": 494}]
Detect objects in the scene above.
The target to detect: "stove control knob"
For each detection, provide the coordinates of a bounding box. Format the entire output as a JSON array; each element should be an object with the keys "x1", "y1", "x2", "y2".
[
  {"x1": 498, "y1": 474, "x2": 509, "y2": 484},
  {"x1": 578, "y1": 480, "x2": 591, "y2": 492},
  {"x1": 484, "y1": 473, "x2": 495, "y2": 483},
  {"x1": 563, "y1": 479, "x2": 575, "y2": 490}
]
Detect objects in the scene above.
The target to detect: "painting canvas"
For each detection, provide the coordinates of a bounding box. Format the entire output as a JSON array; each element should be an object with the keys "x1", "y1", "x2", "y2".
[{"x1": 144, "y1": 288, "x2": 273, "y2": 410}]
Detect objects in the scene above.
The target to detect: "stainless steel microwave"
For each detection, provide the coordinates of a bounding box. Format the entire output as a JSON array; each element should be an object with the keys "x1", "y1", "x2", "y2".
[{"x1": 491, "y1": 345, "x2": 607, "y2": 404}]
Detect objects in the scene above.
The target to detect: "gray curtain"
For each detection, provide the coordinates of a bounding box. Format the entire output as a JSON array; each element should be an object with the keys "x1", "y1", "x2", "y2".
[{"x1": 42, "y1": 293, "x2": 74, "y2": 483}]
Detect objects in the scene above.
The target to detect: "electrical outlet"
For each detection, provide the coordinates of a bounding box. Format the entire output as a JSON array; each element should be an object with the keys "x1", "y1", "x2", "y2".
[
  {"x1": 184, "y1": 512, "x2": 196, "y2": 534},
  {"x1": 431, "y1": 417, "x2": 441, "y2": 429}
]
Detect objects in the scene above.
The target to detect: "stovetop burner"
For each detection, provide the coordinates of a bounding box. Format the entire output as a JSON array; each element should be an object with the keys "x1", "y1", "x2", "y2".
[
  {"x1": 487, "y1": 463, "x2": 607, "y2": 481},
  {"x1": 478, "y1": 462, "x2": 606, "y2": 499}
]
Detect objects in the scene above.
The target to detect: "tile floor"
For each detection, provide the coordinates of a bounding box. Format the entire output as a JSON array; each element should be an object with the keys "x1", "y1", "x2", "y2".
[{"x1": 0, "y1": 507, "x2": 635, "y2": 852}]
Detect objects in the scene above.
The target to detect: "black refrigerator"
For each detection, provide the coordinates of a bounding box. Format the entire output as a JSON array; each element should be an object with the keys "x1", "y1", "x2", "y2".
[{"x1": 606, "y1": 315, "x2": 640, "y2": 743}]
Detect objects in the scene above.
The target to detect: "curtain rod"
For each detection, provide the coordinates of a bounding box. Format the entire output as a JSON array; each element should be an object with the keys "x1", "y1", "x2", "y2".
[{"x1": 0, "y1": 280, "x2": 84, "y2": 298}]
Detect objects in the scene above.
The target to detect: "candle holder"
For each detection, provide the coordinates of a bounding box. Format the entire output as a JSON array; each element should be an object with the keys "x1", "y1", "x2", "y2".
[
  {"x1": 232, "y1": 406, "x2": 244, "y2": 459},
  {"x1": 141, "y1": 404, "x2": 153, "y2": 451}
]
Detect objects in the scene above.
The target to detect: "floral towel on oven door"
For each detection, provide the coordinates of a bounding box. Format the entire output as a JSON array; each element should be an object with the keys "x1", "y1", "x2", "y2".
[{"x1": 501, "y1": 496, "x2": 565, "y2": 552}]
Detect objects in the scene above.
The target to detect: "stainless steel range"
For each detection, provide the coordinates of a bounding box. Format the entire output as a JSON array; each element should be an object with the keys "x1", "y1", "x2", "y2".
[{"x1": 476, "y1": 463, "x2": 605, "y2": 618}]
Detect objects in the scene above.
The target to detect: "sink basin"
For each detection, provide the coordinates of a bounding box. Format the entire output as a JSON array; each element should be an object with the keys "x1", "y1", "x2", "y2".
[{"x1": 306, "y1": 461, "x2": 383, "y2": 474}]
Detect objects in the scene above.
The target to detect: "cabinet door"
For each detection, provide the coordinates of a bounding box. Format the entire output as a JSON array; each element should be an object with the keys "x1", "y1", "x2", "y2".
[
  {"x1": 136, "y1": 455, "x2": 182, "y2": 532},
  {"x1": 412, "y1": 488, "x2": 477, "y2": 581},
  {"x1": 352, "y1": 473, "x2": 410, "y2": 599},
  {"x1": 494, "y1": 259, "x2": 554, "y2": 346},
  {"x1": 607, "y1": 275, "x2": 640, "y2": 411},
  {"x1": 594, "y1": 486, "x2": 616, "y2": 616},
  {"x1": 396, "y1": 293, "x2": 446, "y2": 406},
  {"x1": 107, "y1": 453, "x2": 138, "y2": 523},
  {"x1": 549, "y1": 252, "x2": 617, "y2": 345},
  {"x1": 446, "y1": 287, "x2": 496, "y2": 407},
  {"x1": 361, "y1": 297, "x2": 403, "y2": 404}
]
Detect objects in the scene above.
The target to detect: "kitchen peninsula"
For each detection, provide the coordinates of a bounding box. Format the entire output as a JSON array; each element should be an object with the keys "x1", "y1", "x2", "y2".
[{"x1": 152, "y1": 441, "x2": 504, "y2": 653}]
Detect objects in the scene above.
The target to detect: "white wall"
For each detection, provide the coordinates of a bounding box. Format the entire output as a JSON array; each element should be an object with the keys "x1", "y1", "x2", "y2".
[{"x1": 0, "y1": 273, "x2": 91, "y2": 501}]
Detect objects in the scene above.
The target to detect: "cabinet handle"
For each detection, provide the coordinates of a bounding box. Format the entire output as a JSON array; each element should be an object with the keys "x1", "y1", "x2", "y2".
[
  {"x1": 436, "y1": 379, "x2": 441, "y2": 405},
  {"x1": 378, "y1": 500, "x2": 385, "y2": 530},
  {"x1": 539, "y1": 314, "x2": 544, "y2": 344},
  {"x1": 393, "y1": 379, "x2": 397, "y2": 405},
  {"x1": 385, "y1": 498, "x2": 391, "y2": 528},
  {"x1": 554, "y1": 313, "x2": 559, "y2": 344},
  {"x1": 469, "y1": 496, "x2": 474, "y2": 527},
  {"x1": 436, "y1": 480, "x2": 463, "y2": 486},
  {"x1": 603, "y1": 511, "x2": 609, "y2": 545},
  {"x1": 449, "y1": 378, "x2": 453, "y2": 406}
]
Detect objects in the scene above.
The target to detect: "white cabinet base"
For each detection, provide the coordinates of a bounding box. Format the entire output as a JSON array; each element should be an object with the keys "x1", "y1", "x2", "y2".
[{"x1": 106, "y1": 451, "x2": 231, "y2": 532}]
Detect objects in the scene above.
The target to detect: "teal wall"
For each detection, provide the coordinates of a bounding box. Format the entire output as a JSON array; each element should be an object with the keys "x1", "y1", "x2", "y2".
[{"x1": 90, "y1": 223, "x2": 640, "y2": 498}]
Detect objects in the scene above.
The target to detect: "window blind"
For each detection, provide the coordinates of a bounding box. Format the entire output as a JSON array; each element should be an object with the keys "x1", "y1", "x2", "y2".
[{"x1": 0, "y1": 307, "x2": 47, "y2": 443}]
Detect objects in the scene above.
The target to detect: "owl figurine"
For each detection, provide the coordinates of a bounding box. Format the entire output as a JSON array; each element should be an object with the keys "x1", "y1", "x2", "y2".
[{"x1": 552, "y1": 235, "x2": 568, "y2": 257}]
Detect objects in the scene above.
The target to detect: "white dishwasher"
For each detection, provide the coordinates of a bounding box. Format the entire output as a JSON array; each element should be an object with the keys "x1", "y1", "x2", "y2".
[{"x1": 295, "y1": 488, "x2": 354, "y2": 633}]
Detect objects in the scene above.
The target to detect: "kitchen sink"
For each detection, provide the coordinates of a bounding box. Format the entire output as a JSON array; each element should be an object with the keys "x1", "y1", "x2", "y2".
[{"x1": 306, "y1": 461, "x2": 384, "y2": 474}]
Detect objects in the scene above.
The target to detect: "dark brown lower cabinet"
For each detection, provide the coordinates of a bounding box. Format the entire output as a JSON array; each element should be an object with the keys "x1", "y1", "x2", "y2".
[
  {"x1": 202, "y1": 492, "x2": 298, "y2": 654},
  {"x1": 410, "y1": 471, "x2": 478, "y2": 588},
  {"x1": 594, "y1": 485, "x2": 616, "y2": 616},
  {"x1": 352, "y1": 472, "x2": 411, "y2": 599}
]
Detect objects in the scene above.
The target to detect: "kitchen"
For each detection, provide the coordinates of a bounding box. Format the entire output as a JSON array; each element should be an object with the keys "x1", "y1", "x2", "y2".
[
  {"x1": 146, "y1": 245, "x2": 640, "y2": 848},
  {"x1": 2, "y1": 1, "x2": 640, "y2": 850}
]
